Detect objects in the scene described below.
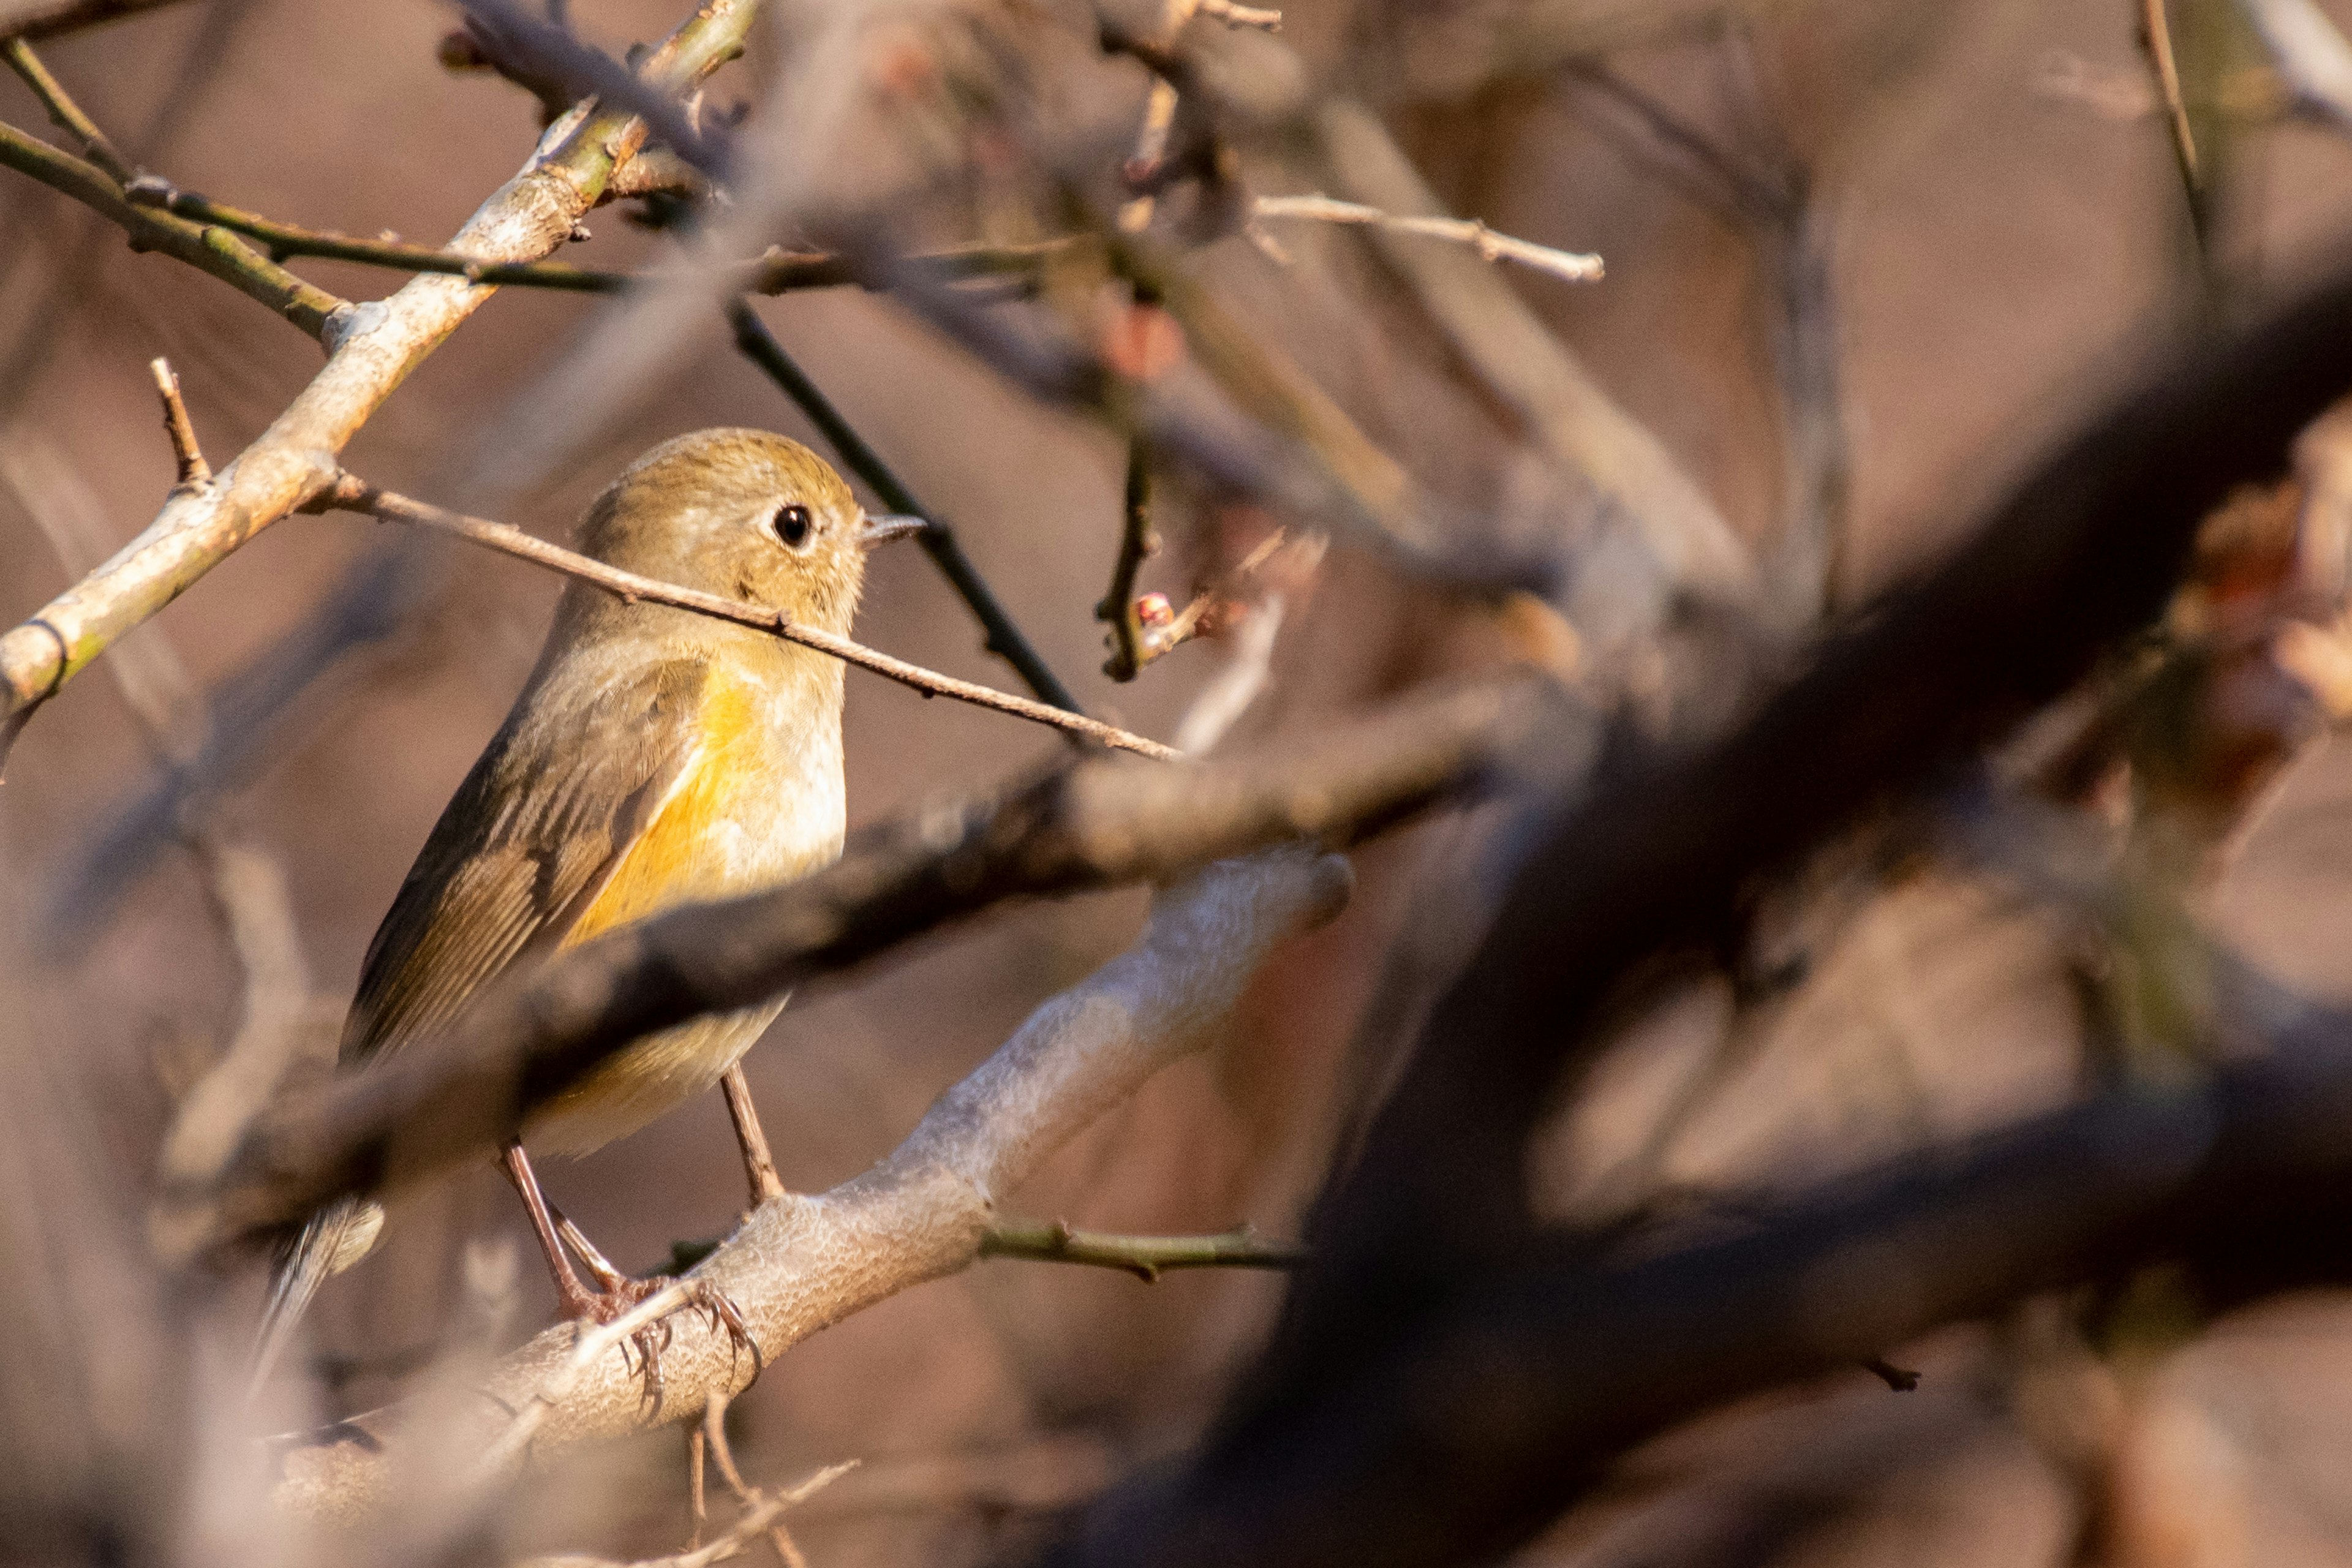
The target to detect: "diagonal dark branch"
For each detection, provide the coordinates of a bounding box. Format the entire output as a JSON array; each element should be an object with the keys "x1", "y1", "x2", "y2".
[
  {"x1": 1036, "y1": 250, "x2": 2352, "y2": 1568},
  {"x1": 161, "y1": 673, "x2": 1559, "y2": 1259},
  {"x1": 0, "y1": 0, "x2": 195, "y2": 41},
  {"x1": 729, "y1": 300, "x2": 1086, "y2": 712},
  {"x1": 1047, "y1": 979, "x2": 2352, "y2": 1568}
]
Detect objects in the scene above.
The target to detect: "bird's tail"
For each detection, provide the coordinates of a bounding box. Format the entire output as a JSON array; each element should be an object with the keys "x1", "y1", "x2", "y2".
[{"x1": 249, "y1": 1196, "x2": 385, "y2": 1399}]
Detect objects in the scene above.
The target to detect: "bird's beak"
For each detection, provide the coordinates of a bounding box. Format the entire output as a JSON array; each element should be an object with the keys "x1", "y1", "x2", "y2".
[{"x1": 858, "y1": 513, "x2": 929, "y2": 549}]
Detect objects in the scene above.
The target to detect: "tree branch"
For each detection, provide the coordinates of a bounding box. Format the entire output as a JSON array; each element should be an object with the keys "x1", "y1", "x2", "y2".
[
  {"x1": 979, "y1": 1220, "x2": 1303, "y2": 1279},
  {"x1": 0, "y1": 0, "x2": 764, "y2": 762},
  {"x1": 159, "y1": 676, "x2": 1550, "y2": 1261},
  {"x1": 0, "y1": 115, "x2": 345, "y2": 334},
  {"x1": 729, "y1": 301, "x2": 1086, "y2": 712},
  {"x1": 119, "y1": 175, "x2": 1077, "y2": 295},
  {"x1": 311, "y1": 473, "x2": 1178, "y2": 760},
  {"x1": 0, "y1": 0, "x2": 194, "y2": 43},
  {"x1": 267, "y1": 846, "x2": 1355, "y2": 1519}
]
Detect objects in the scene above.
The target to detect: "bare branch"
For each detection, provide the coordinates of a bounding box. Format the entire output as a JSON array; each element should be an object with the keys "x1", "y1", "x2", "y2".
[
  {"x1": 267, "y1": 846, "x2": 1355, "y2": 1517},
  {"x1": 0, "y1": 116, "x2": 345, "y2": 334},
  {"x1": 1098, "y1": 437, "x2": 1156, "y2": 681},
  {"x1": 0, "y1": 0, "x2": 192, "y2": 43},
  {"x1": 119, "y1": 176, "x2": 1077, "y2": 295},
  {"x1": 0, "y1": 0, "x2": 764, "y2": 761},
  {"x1": 147, "y1": 356, "x2": 208, "y2": 488},
  {"x1": 1306, "y1": 100, "x2": 1759, "y2": 619},
  {"x1": 517, "y1": 1463, "x2": 855, "y2": 1568},
  {"x1": 2237, "y1": 0, "x2": 2352, "y2": 134},
  {"x1": 1252, "y1": 194, "x2": 1604, "y2": 285},
  {"x1": 979, "y1": 1220, "x2": 1303, "y2": 1278},
  {"x1": 2, "y1": 36, "x2": 129, "y2": 180},
  {"x1": 2138, "y1": 0, "x2": 2209, "y2": 246},
  {"x1": 312, "y1": 475, "x2": 1178, "y2": 760},
  {"x1": 729, "y1": 301, "x2": 1087, "y2": 712},
  {"x1": 165, "y1": 678, "x2": 1546, "y2": 1261}
]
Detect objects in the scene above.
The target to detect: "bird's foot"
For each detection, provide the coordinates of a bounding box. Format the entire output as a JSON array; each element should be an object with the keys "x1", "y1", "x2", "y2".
[{"x1": 556, "y1": 1271, "x2": 761, "y2": 1417}]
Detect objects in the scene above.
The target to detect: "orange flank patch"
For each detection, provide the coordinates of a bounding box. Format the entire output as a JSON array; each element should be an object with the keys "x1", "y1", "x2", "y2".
[{"x1": 565, "y1": 670, "x2": 766, "y2": 946}]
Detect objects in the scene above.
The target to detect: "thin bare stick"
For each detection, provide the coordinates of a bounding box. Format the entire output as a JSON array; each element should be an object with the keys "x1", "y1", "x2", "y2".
[
  {"x1": 0, "y1": 0, "x2": 762, "y2": 758},
  {"x1": 315, "y1": 475, "x2": 1181, "y2": 761},
  {"x1": 1252, "y1": 194, "x2": 1604, "y2": 285},
  {"x1": 3, "y1": 0, "x2": 196, "y2": 42},
  {"x1": 701, "y1": 1390, "x2": 812, "y2": 1568},
  {"x1": 978, "y1": 1220, "x2": 1304, "y2": 1280},
  {"x1": 519, "y1": 1464, "x2": 853, "y2": 1568},
  {"x1": 120, "y1": 176, "x2": 1076, "y2": 293},
  {"x1": 728, "y1": 302, "x2": 1086, "y2": 714},
  {"x1": 1098, "y1": 437, "x2": 1155, "y2": 680},
  {"x1": 2, "y1": 36, "x2": 129, "y2": 180},
  {"x1": 267, "y1": 849, "x2": 1352, "y2": 1517},
  {"x1": 2237, "y1": 0, "x2": 2352, "y2": 134},
  {"x1": 481, "y1": 1279, "x2": 697, "y2": 1479},
  {"x1": 2141, "y1": 0, "x2": 2207, "y2": 237},
  {"x1": 1193, "y1": 0, "x2": 1281, "y2": 29},
  {"x1": 148, "y1": 357, "x2": 208, "y2": 488}
]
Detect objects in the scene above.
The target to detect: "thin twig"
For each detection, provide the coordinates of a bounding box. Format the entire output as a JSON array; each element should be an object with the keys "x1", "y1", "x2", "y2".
[
  {"x1": 0, "y1": 0, "x2": 764, "y2": 755},
  {"x1": 727, "y1": 300, "x2": 1086, "y2": 714},
  {"x1": 520, "y1": 1464, "x2": 854, "y2": 1568},
  {"x1": 2236, "y1": 0, "x2": 2352, "y2": 135},
  {"x1": 701, "y1": 1390, "x2": 813, "y2": 1568},
  {"x1": 312, "y1": 475, "x2": 1180, "y2": 761},
  {"x1": 979, "y1": 1220, "x2": 1305, "y2": 1280},
  {"x1": 481, "y1": 1280, "x2": 698, "y2": 1477},
  {"x1": 2141, "y1": 0, "x2": 2209, "y2": 243},
  {"x1": 2, "y1": 0, "x2": 196, "y2": 42},
  {"x1": 0, "y1": 117, "x2": 344, "y2": 335},
  {"x1": 119, "y1": 176, "x2": 1076, "y2": 293},
  {"x1": 2, "y1": 36, "x2": 130, "y2": 181},
  {"x1": 148, "y1": 356, "x2": 208, "y2": 487},
  {"x1": 265, "y1": 850, "x2": 1354, "y2": 1515},
  {"x1": 1098, "y1": 437, "x2": 1155, "y2": 680},
  {"x1": 1192, "y1": 0, "x2": 1281, "y2": 29},
  {"x1": 1252, "y1": 194, "x2": 1604, "y2": 285}
]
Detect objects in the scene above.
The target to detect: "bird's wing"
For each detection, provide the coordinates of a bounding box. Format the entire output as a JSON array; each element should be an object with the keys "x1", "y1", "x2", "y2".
[{"x1": 344, "y1": 657, "x2": 713, "y2": 1062}]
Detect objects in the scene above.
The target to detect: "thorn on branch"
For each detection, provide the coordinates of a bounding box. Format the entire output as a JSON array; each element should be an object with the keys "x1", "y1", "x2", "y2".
[{"x1": 148, "y1": 357, "x2": 210, "y2": 489}]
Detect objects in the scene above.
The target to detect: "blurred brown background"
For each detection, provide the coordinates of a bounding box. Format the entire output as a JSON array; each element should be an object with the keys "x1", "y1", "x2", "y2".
[{"x1": 10, "y1": 1, "x2": 2352, "y2": 1564}]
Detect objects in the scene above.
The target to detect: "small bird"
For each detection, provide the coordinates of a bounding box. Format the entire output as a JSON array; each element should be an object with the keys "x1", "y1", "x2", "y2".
[{"x1": 254, "y1": 428, "x2": 921, "y2": 1392}]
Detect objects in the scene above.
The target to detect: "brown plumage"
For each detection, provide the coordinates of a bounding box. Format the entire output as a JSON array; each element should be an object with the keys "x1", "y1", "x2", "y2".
[{"x1": 255, "y1": 429, "x2": 892, "y2": 1391}]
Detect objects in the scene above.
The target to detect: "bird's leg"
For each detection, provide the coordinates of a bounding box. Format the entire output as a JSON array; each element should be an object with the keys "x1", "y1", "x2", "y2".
[
  {"x1": 499, "y1": 1140, "x2": 761, "y2": 1414},
  {"x1": 720, "y1": 1064, "x2": 786, "y2": 1210},
  {"x1": 500, "y1": 1140, "x2": 601, "y2": 1317}
]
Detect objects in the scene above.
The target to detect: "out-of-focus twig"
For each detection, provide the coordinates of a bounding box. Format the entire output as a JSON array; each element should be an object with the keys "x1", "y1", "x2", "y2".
[
  {"x1": 519, "y1": 1463, "x2": 854, "y2": 1568},
  {"x1": 980, "y1": 1220, "x2": 1303, "y2": 1279},
  {"x1": 729, "y1": 300, "x2": 1086, "y2": 712},
  {"x1": 2139, "y1": 0, "x2": 2211, "y2": 249},
  {"x1": 1251, "y1": 194, "x2": 1604, "y2": 285},
  {"x1": 170, "y1": 680, "x2": 1545, "y2": 1259},
  {"x1": 311, "y1": 473, "x2": 1178, "y2": 759},
  {"x1": 1307, "y1": 99, "x2": 1758, "y2": 621},
  {"x1": 2236, "y1": 0, "x2": 2352, "y2": 134},
  {"x1": 1099, "y1": 437, "x2": 1156, "y2": 680},
  {"x1": 122, "y1": 176, "x2": 1079, "y2": 293},
  {"x1": 0, "y1": 0, "x2": 194, "y2": 40},
  {"x1": 266, "y1": 848, "x2": 1355, "y2": 1518}
]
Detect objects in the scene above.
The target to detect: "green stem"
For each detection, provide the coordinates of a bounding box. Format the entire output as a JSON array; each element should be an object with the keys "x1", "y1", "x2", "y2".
[
  {"x1": 979, "y1": 1221, "x2": 1305, "y2": 1281},
  {"x1": 0, "y1": 118, "x2": 344, "y2": 336}
]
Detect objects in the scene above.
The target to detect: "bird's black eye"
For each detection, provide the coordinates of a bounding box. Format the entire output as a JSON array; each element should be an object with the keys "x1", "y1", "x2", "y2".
[{"x1": 771, "y1": 502, "x2": 813, "y2": 549}]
